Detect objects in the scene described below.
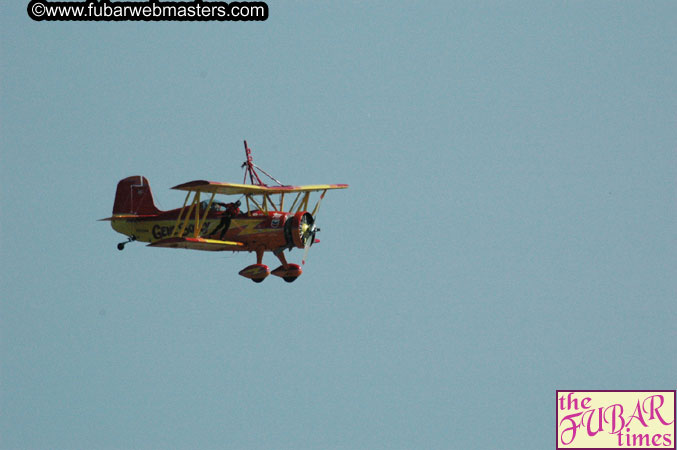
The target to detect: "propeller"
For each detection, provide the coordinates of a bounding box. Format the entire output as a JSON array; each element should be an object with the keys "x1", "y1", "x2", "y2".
[
  {"x1": 300, "y1": 215, "x2": 316, "y2": 265},
  {"x1": 301, "y1": 223, "x2": 319, "y2": 265},
  {"x1": 301, "y1": 191, "x2": 326, "y2": 265}
]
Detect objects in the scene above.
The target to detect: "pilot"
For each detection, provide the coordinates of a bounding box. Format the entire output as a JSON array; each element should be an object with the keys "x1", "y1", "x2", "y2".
[
  {"x1": 211, "y1": 200, "x2": 241, "y2": 240},
  {"x1": 225, "y1": 200, "x2": 241, "y2": 216}
]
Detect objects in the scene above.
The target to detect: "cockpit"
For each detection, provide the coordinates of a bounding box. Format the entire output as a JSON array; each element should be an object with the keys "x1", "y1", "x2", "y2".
[{"x1": 199, "y1": 200, "x2": 242, "y2": 215}]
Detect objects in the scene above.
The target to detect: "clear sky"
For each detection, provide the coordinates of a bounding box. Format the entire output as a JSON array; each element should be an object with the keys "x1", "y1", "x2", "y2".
[{"x1": 1, "y1": 1, "x2": 676, "y2": 449}]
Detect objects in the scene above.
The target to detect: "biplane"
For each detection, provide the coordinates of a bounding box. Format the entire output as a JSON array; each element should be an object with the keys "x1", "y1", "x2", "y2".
[{"x1": 100, "y1": 141, "x2": 348, "y2": 282}]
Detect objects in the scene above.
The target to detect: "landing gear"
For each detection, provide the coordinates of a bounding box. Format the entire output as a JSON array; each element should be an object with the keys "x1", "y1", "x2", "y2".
[
  {"x1": 239, "y1": 248, "x2": 270, "y2": 282},
  {"x1": 239, "y1": 248, "x2": 303, "y2": 283},
  {"x1": 117, "y1": 235, "x2": 136, "y2": 251},
  {"x1": 239, "y1": 264, "x2": 270, "y2": 282},
  {"x1": 271, "y1": 250, "x2": 302, "y2": 282}
]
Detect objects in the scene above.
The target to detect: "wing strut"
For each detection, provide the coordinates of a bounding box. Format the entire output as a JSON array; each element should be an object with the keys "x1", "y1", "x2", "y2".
[{"x1": 170, "y1": 190, "x2": 215, "y2": 238}]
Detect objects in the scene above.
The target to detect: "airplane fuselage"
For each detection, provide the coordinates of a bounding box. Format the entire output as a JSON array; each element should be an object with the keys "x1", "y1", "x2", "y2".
[
  {"x1": 111, "y1": 209, "x2": 303, "y2": 251},
  {"x1": 111, "y1": 208, "x2": 308, "y2": 252}
]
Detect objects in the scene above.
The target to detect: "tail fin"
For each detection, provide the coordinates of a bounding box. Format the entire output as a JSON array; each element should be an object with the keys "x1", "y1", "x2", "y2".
[{"x1": 112, "y1": 176, "x2": 162, "y2": 215}]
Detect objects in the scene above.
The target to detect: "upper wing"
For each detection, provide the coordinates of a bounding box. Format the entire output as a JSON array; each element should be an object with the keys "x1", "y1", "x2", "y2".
[
  {"x1": 171, "y1": 181, "x2": 348, "y2": 195},
  {"x1": 148, "y1": 237, "x2": 245, "y2": 251}
]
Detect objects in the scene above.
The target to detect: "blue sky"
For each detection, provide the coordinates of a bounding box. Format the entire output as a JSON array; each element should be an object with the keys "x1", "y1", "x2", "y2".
[{"x1": 2, "y1": 1, "x2": 676, "y2": 449}]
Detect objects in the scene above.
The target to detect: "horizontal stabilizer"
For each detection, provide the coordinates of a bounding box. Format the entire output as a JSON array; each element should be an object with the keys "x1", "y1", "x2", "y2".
[{"x1": 148, "y1": 237, "x2": 245, "y2": 251}]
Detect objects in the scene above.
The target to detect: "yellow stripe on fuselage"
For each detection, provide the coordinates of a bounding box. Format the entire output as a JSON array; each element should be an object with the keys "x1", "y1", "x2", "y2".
[{"x1": 111, "y1": 217, "x2": 276, "y2": 243}]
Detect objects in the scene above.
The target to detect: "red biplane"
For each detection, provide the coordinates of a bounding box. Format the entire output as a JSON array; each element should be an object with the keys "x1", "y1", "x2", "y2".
[{"x1": 101, "y1": 141, "x2": 348, "y2": 282}]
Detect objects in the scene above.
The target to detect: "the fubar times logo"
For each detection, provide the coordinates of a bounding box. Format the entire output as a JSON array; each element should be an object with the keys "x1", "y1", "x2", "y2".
[{"x1": 556, "y1": 391, "x2": 676, "y2": 449}]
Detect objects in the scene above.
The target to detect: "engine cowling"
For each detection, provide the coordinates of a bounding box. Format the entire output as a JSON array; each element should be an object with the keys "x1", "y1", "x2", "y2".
[{"x1": 285, "y1": 212, "x2": 314, "y2": 249}]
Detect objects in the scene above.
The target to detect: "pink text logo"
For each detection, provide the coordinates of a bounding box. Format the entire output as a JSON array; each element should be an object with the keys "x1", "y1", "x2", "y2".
[{"x1": 556, "y1": 390, "x2": 675, "y2": 449}]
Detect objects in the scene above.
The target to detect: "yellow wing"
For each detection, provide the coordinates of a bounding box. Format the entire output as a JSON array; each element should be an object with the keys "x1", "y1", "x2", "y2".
[
  {"x1": 148, "y1": 237, "x2": 245, "y2": 251},
  {"x1": 172, "y1": 181, "x2": 348, "y2": 195}
]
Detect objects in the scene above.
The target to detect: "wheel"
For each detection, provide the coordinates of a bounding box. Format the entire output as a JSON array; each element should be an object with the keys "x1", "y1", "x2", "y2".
[
  {"x1": 252, "y1": 278, "x2": 265, "y2": 283},
  {"x1": 283, "y1": 276, "x2": 298, "y2": 283},
  {"x1": 117, "y1": 243, "x2": 125, "y2": 251}
]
